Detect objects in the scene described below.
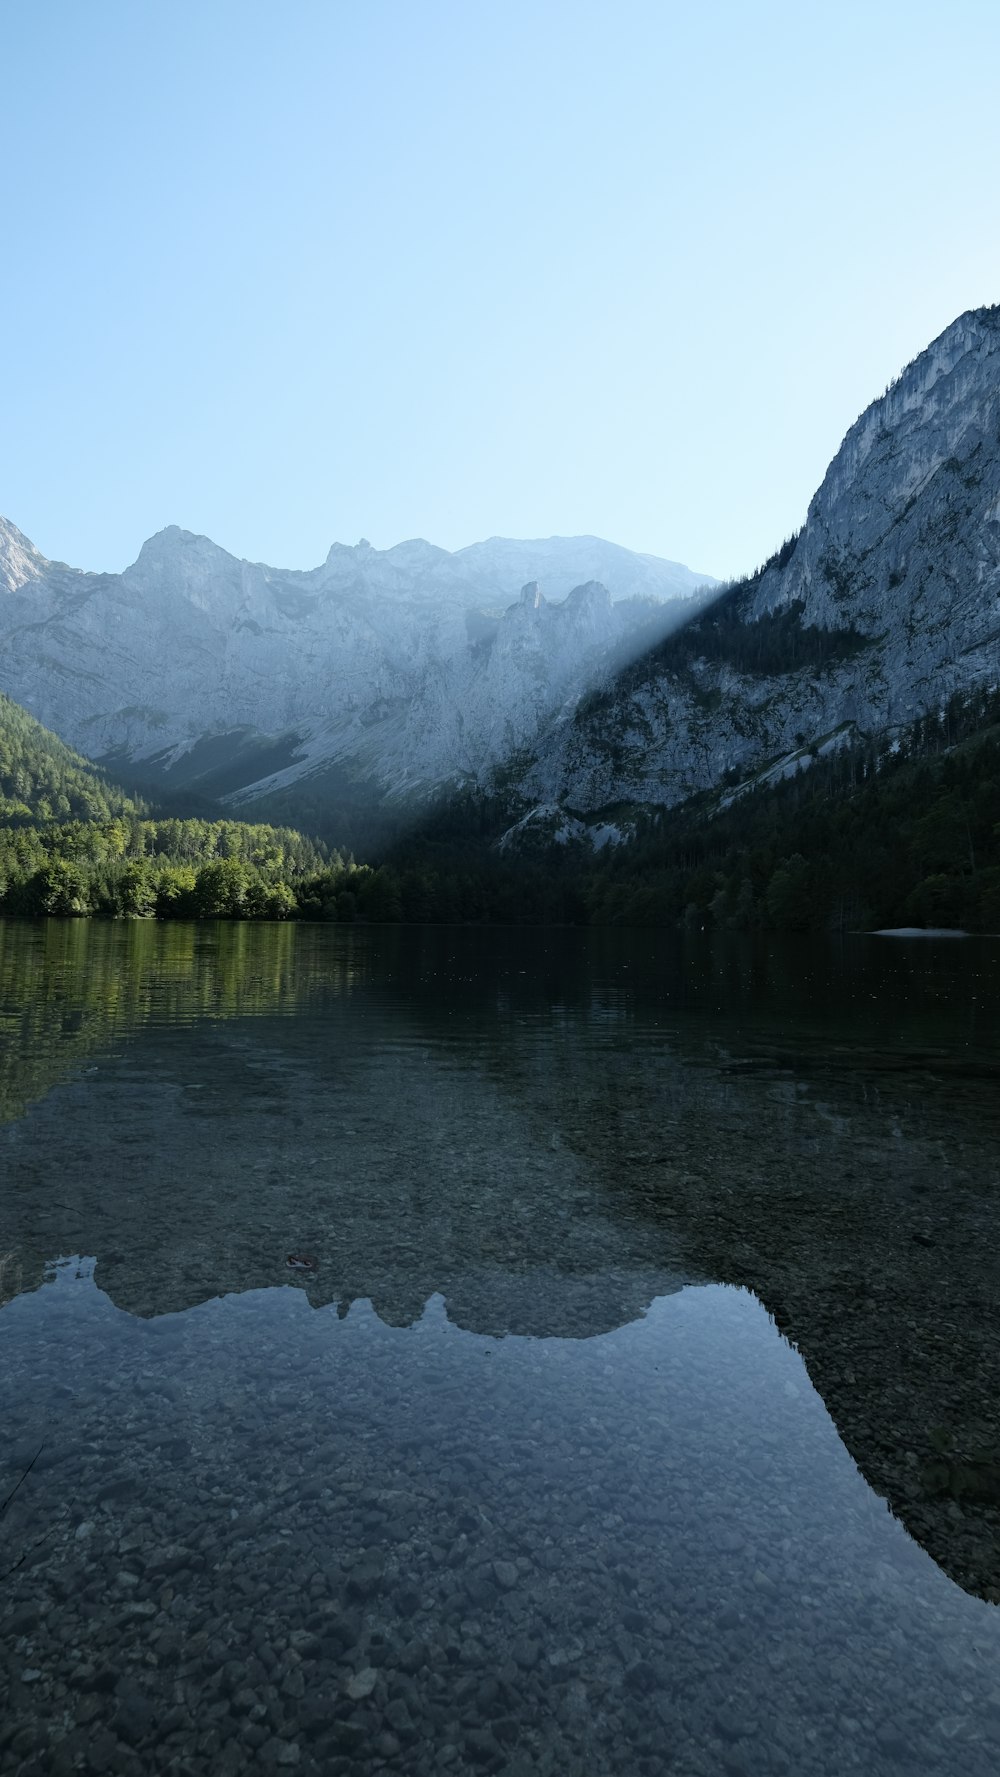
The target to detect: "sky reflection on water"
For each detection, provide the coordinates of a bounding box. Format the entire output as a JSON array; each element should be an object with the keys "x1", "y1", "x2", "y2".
[{"x1": 2, "y1": 920, "x2": 1000, "y2": 1775}]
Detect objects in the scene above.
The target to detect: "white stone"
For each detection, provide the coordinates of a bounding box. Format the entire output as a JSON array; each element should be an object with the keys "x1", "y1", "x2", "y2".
[{"x1": 345, "y1": 1666, "x2": 378, "y2": 1700}]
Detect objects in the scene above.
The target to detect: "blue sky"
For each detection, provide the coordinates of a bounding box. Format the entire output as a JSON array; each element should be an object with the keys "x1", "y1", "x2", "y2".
[{"x1": 3, "y1": 0, "x2": 999, "y2": 580}]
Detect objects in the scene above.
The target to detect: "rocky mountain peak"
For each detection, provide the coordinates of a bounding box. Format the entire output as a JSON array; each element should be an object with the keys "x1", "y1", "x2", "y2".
[
  {"x1": 0, "y1": 521, "x2": 712, "y2": 808},
  {"x1": 0, "y1": 516, "x2": 48, "y2": 595},
  {"x1": 127, "y1": 525, "x2": 230, "y2": 572},
  {"x1": 512, "y1": 305, "x2": 1000, "y2": 839},
  {"x1": 808, "y1": 305, "x2": 1000, "y2": 531},
  {"x1": 746, "y1": 303, "x2": 1000, "y2": 634},
  {"x1": 565, "y1": 580, "x2": 613, "y2": 610}
]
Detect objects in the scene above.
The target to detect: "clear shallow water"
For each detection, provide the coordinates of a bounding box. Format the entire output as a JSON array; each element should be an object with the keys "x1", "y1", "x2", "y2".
[{"x1": 2, "y1": 920, "x2": 1000, "y2": 1776}]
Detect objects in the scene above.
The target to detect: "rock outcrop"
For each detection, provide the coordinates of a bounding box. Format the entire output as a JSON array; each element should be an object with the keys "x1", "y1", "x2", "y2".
[
  {"x1": 512, "y1": 306, "x2": 1000, "y2": 833},
  {"x1": 0, "y1": 523, "x2": 714, "y2": 807},
  {"x1": 4, "y1": 307, "x2": 998, "y2": 837}
]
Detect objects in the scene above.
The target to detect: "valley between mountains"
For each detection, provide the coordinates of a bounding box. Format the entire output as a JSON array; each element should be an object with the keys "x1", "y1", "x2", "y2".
[{"x1": 1, "y1": 306, "x2": 999, "y2": 929}]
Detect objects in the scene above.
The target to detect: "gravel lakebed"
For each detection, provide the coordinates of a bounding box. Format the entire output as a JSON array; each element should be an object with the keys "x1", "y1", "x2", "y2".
[
  {"x1": 2, "y1": 923, "x2": 1000, "y2": 1774},
  {"x1": 4, "y1": 1265, "x2": 1000, "y2": 1777}
]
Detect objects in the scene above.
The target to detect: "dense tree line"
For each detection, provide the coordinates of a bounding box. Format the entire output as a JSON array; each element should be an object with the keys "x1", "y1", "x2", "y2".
[
  {"x1": 0, "y1": 693, "x2": 341, "y2": 920},
  {"x1": 359, "y1": 686, "x2": 1000, "y2": 934},
  {"x1": 577, "y1": 687, "x2": 1000, "y2": 933},
  {"x1": 3, "y1": 676, "x2": 999, "y2": 932},
  {"x1": 0, "y1": 690, "x2": 140, "y2": 823},
  {"x1": 0, "y1": 818, "x2": 331, "y2": 919}
]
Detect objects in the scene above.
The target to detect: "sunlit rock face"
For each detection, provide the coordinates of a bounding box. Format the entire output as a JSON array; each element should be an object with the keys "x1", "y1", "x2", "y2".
[
  {"x1": 515, "y1": 306, "x2": 1000, "y2": 826},
  {"x1": 0, "y1": 521, "x2": 714, "y2": 805},
  {"x1": 5, "y1": 307, "x2": 997, "y2": 833}
]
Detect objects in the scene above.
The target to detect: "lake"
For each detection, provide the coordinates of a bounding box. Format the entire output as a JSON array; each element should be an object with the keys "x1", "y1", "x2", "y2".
[{"x1": 2, "y1": 918, "x2": 1000, "y2": 1776}]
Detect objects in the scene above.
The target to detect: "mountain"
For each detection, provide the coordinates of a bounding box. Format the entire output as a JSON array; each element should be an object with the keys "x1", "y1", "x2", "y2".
[
  {"x1": 0, "y1": 523, "x2": 716, "y2": 824},
  {"x1": 0, "y1": 684, "x2": 336, "y2": 920},
  {"x1": 0, "y1": 686, "x2": 139, "y2": 824},
  {"x1": 505, "y1": 306, "x2": 1000, "y2": 838},
  {"x1": 7, "y1": 304, "x2": 996, "y2": 855},
  {"x1": 452, "y1": 535, "x2": 711, "y2": 603}
]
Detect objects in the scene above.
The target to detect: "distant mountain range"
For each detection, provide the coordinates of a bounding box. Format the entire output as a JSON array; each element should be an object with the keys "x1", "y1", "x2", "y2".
[
  {"x1": 2, "y1": 305, "x2": 999, "y2": 853},
  {"x1": 0, "y1": 524, "x2": 716, "y2": 819}
]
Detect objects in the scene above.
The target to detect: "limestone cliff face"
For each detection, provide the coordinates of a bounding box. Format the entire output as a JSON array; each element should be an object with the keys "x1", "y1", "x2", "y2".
[
  {"x1": 750, "y1": 305, "x2": 1000, "y2": 646},
  {"x1": 516, "y1": 307, "x2": 1000, "y2": 828},
  {"x1": 0, "y1": 524, "x2": 713, "y2": 802},
  {"x1": 3, "y1": 308, "x2": 997, "y2": 828},
  {"x1": 0, "y1": 517, "x2": 46, "y2": 596}
]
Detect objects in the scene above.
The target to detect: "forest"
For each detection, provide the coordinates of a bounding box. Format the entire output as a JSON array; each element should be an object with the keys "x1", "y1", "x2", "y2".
[
  {"x1": 0, "y1": 689, "x2": 139, "y2": 824},
  {"x1": 368, "y1": 683, "x2": 1000, "y2": 933},
  {"x1": 1, "y1": 684, "x2": 999, "y2": 931},
  {"x1": 0, "y1": 692, "x2": 331, "y2": 918},
  {"x1": 576, "y1": 686, "x2": 1000, "y2": 934},
  {"x1": 0, "y1": 816, "x2": 333, "y2": 919}
]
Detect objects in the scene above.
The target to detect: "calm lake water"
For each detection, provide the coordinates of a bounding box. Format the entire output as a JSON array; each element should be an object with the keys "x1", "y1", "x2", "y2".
[{"x1": 2, "y1": 918, "x2": 1000, "y2": 1777}]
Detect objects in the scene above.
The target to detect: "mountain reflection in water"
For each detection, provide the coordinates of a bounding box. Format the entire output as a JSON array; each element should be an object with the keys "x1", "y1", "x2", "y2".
[{"x1": 2, "y1": 919, "x2": 1000, "y2": 1776}]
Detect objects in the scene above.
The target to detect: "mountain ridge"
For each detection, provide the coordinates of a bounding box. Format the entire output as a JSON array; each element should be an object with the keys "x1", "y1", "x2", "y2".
[
  {"x1": 4, "y1": 305, "x2": 999, "y2": 847},
  {"x1": 505, "y1": 305, "x2": 1000, "y2": 839},
  {"x1": 0, "y1": 519, "x2": 716, "y2": 607},
  {"x1": 0, "y1": 522, "x2": 717, "y2": 818}
]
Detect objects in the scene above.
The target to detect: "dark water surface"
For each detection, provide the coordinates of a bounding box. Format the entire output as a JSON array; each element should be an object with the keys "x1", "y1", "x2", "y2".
[{"x1": 2, "y1": 919, "x2": 1000, "y2": 1776}]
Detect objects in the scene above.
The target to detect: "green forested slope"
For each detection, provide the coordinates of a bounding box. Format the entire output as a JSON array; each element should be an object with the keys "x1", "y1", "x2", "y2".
[
  {"x1": 581, "y1": 687, "x2": 1000, "y2": 932},
  {"x1": 0, "y1": 689, "x2": 141, "y2": 823},
  {"x1": 320, "y1": 685, "x2": 1000, "y2": 933},
  {"x1": 3, "y1": 681, "x2": 999, "y2": 930},
  {"x1": 0, "y1": 817, "x2": 337, "y2": 918},
  {"x1": 0, "y1": 692, "x2": 333, "y2": 917}
]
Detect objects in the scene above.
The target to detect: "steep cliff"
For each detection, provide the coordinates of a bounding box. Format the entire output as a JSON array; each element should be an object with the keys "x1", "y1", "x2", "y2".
[{"x1": 515, "y1": 307, "x2": 1000, "y2": 831}]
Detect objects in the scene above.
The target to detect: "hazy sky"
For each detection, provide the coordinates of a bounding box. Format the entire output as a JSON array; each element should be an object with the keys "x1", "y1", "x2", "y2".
[{"x1": 3, "y1": 0, "x2": 998, "y2": 581}]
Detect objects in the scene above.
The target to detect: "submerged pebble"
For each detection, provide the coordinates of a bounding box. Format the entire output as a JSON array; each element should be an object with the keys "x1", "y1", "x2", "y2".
[{"x1": 3, "y1": 924, "x2": 1000, "y2": 1775}]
